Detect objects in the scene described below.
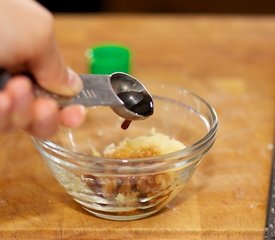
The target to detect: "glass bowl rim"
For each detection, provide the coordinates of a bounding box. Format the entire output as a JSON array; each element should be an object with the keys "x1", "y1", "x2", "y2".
[{"x1": 32, "y1": 83, "x2": 218, "y2": 164}]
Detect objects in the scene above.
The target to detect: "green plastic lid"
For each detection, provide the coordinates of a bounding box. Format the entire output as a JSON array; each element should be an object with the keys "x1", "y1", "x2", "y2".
[{"x1": 87, "y1": 44, "x2": 131, "y2": 74}]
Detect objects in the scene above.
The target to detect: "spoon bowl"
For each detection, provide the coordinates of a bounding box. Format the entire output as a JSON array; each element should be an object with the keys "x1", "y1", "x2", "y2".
[{"x1": 110, "y1": 72, "x2": 154, "y2": 120}]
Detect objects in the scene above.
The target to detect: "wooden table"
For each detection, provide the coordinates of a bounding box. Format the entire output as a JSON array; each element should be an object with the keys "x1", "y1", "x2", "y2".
[{"x1": 0, "y1": 14, "x2": 274, "y2": 240}]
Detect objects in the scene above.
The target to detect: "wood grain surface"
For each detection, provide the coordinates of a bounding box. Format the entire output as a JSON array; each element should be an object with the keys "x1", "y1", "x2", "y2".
[{"x1": 0, "y1": 14, "x2": 274, "y2": 240}]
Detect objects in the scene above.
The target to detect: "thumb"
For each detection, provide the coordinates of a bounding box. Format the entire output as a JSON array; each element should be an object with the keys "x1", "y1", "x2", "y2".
[{"x1": 29, "y1": 42, "x2": 82, "y2": 96}]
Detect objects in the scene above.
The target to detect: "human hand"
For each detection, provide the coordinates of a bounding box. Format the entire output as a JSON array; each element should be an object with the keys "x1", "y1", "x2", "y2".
[{"x1": 0, "y1": 0, "x2": 86, "y2": 138}]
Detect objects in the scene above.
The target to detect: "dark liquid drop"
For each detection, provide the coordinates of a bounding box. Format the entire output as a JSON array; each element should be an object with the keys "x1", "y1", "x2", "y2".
[
  {"x1": 121, "y1": 119, "x2": 132, "y2": 130},
  {"x1": 117, "y1": 91, "x2": 154, "y2": 117}
]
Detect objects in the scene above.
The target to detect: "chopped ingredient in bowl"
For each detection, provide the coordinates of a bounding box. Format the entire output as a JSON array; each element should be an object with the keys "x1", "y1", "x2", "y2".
[{"x1": 82, "y1": 132, "x2": 185, "y2": 217}]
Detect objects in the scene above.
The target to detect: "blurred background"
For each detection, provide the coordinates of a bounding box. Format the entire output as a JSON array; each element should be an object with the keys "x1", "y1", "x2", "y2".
[{"x1": 37, "y1": 0, "x2": 275, "y2": 14}]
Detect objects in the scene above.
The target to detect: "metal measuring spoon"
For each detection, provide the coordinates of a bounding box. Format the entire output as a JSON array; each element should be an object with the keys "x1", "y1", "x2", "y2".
[{"x1": 0, "y1": 69, "x2": 154, "y2": 121}]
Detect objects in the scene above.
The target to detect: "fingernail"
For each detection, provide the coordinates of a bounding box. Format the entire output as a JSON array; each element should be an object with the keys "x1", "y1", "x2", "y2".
[{"x1": 67, "y1": 68, "x2": 83, "y2": 94}]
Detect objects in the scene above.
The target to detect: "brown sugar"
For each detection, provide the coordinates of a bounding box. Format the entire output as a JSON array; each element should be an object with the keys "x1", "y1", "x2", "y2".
[{"x1": 105, "y1": 146, "x2": 161, "y2": 159}]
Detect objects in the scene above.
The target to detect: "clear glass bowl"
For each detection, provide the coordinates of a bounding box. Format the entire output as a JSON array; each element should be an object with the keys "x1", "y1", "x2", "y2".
[{"x1": 32, "y1": 81, "x2": 218, "y2": 221}]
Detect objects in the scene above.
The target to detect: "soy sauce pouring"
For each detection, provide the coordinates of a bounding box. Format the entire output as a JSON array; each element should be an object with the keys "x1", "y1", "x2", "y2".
[{"x1": 0, "y1": 70, "x2": 154, "y2": 129}]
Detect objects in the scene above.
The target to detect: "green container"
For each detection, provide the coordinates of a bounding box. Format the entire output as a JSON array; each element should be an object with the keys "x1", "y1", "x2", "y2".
[{"x1": 87, "y1": 44, "x2": 131, "y2": 74}]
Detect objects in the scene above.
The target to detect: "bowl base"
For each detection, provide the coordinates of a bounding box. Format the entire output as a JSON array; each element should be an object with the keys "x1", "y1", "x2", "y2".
[{"x1": 82, "y1": 206, "x2": 160, "y2": 221}]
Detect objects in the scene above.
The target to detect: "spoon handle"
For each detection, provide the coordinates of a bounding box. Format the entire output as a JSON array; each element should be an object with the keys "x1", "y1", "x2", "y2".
[{"x1": 0, "y1": 68, "x2": 122, "y2": 107}]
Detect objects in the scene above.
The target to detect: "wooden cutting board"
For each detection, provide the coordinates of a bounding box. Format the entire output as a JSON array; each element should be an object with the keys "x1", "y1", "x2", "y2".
[{"x1": 0, "y1": 15, "x2": 274, "y2": 240}]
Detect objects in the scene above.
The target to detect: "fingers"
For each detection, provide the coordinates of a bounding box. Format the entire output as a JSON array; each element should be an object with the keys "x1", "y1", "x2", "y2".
[
  {"x1": 0, "y1": 76, "x2": 87, "y2": 138},
  {"x1": 5, "y1": 76, "x2": 33, "y2": 129},
  {"x1": 28, "y1": 102, "x2": 87, "y2": 138},
  {"x1": 0, "y1": 0, "x2": 86, "y2": 137},
  {"x1": 0, "y1": 0, "x2": 82, "y2": 97},
  {"x1": 29, "y1": 43, "x2": 83, "y2": 96},
  {"x1": 59, "y1": 105, "x2": 87, "y2": 128},
  {"x1": 28, "y1": 98, "x2": 59, "y2": 138},
  {"x1": 2, "y1": 76, "x2": 59, "y2": 137}
]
